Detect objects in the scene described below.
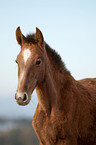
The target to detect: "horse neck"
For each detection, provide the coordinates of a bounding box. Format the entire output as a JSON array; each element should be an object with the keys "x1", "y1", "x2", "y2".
[{"x1": 36, "y1": 53, "x2": 66, "y2": 116}]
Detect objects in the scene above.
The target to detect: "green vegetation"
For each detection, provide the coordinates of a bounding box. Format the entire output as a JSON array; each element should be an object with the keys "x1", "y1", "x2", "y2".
[{"x1": 0, "y1": 118, "x2": 39, "y2": 145}]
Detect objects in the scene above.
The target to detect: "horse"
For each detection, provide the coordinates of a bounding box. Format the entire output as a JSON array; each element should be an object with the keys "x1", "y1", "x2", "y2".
[{"x1": 15, "y1": 27, "x2": 96, "y2": 145}]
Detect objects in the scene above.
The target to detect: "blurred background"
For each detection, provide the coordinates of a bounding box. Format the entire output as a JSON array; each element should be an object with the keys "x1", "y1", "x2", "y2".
[{"x1": 0, "y1": 0, "x2": 96, "y2": 145}]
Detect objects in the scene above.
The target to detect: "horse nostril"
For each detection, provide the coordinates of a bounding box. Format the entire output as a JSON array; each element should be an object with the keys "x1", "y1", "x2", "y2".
[
  {"x1": 23, "y1": 93, "x2": 28, "y2": 102},
  {"x1": 15, "y1": 92, "x2": 28, "y2": 104}
]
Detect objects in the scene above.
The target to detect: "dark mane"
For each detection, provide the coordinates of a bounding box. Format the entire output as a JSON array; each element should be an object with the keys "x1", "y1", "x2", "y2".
[
  {"x1": 26, "y1": 34, "x2": 70, "y2": 74},
  {"x1": 45, "y1": 43, "x2": 70, "y2": 74},
  {"x1": 26, "y1": 34, "x2": 36, "y2": 43}
]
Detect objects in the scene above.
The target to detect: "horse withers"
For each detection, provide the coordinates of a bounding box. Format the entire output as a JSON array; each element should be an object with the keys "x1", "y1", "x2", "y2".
[{"x1": 15, "y1": 27, "x2": 96, "y2": 145}]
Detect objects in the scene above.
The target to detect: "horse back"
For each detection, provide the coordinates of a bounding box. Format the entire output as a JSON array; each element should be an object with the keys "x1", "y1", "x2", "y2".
[{"x1": 78, "y1": 78, "x2": 96, "y2": 90}]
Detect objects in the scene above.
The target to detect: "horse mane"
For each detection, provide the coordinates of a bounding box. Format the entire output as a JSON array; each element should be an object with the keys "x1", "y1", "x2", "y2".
[
  {"x1": 45, "y1": 43, "x2": 70, "y2": 74},
  {"x1": 26, "y1": 34, "x2": 36, "y2": 44},
  {"x1": 26, "y1": 34, "x2": 70, "y2": 74}
]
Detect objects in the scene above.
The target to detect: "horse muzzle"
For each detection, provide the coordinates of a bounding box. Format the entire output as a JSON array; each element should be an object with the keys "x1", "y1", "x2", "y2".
[{"x1": 15, "y1": 91, "x2": 31, "y2": 106}]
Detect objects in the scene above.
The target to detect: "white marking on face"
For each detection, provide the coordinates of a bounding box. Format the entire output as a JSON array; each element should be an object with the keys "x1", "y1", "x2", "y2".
[
  {"x1": 23, "y1": 49, "x2": 31, "y2": 63},
  {"x1": 20, "y1": 71, "x2": 24, "y2": 83},
  {"x1": 18, "y1": 71, "x2": 25, "y2": 89}
]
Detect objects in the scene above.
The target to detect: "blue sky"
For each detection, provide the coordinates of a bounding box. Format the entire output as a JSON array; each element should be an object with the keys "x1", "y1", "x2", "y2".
[{"x1": 0, "y1": 0, "x2": 96, "y2": 100}]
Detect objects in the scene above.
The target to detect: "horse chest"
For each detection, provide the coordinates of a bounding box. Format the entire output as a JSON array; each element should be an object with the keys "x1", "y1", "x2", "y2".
[{"x1": 32, "y1": 109, "x2": 65, "y2": 145}]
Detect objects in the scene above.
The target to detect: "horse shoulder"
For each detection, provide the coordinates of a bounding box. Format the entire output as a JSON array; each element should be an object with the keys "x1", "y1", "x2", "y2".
[{"x1": 76, "y1": 78, "x2": 96, "y2": 140}]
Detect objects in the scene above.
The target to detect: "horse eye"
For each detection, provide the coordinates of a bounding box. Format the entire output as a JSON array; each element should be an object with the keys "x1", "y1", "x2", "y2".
[
  {"x1": 15, "y1": 60, "x2": 18, "y2": 64},
  {"x1": 36, "y1": 59, "x2": 41, "y2": 65}
]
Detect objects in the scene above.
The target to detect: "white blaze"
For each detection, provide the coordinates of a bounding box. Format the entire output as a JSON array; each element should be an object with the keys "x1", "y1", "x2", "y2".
[
  {"x1": 18, "y1": 49, "x2": 31, "y2": 89},
  {"x1": 20, "y1": 71, "x2": 24, "y2": 83},
  {"x1": 18, "y1": 71, "x2": 25, "y2": 88},
  {"x1": 23, "y1": 49, "x2": 31, "y2": 63}
]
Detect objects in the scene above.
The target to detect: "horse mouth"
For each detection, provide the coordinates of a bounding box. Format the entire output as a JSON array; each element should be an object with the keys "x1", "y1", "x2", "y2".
[{"x1": 15, "y1": 92, "x2": 31, "y2": 106}]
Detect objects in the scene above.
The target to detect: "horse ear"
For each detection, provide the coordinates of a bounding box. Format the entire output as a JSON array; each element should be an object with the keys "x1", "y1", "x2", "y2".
[
  {"x1": 16, "y1": 27, "x2": 26, "y2": 46},
  {"x1": 35, "y1": 27, "x2": 44, "y2": 47}
]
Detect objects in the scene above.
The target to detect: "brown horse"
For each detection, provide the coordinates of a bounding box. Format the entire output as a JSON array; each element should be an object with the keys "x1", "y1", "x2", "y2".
[{"x1": 15, "y1": 27, "x2": 96, "y2": 145}]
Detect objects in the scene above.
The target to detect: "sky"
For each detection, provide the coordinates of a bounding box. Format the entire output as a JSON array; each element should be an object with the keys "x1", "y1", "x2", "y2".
[{"x1": 0, "y1": 0, "x2": 96, "y2": 114}]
